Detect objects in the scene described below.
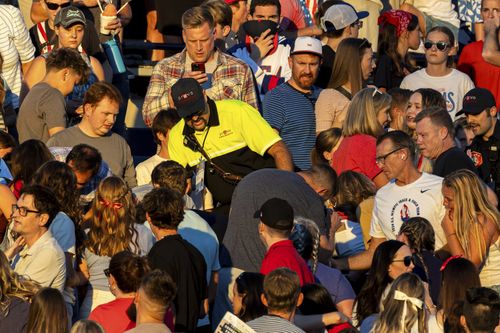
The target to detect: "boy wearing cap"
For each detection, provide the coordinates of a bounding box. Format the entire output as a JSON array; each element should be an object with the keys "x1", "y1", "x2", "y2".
[
  {"x1": 463, "y1": 88, "x2": 500, "y2": 199},
  {"x1": 258, "y1": 198, "x2": 314, "y2": 286},
  {"x1": 316, "y1": 2, "x2": 368, "y2": 88},
  {"x1": 229, "y1": 0, "x2": 292, "y2": 100},
  {"x1": 263, "y1": 36, "x2": 322, "y2": 171}
]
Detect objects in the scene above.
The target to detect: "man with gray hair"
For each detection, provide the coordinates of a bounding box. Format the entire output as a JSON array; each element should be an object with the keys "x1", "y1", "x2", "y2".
[{"x1": 142, "y1": 6, "x2": 258, "y2": 127}]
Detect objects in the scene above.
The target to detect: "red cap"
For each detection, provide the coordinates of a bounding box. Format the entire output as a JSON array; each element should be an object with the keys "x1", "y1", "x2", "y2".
[{"x1": 224, "y1": 0, "x2": 240, "y2": 4}]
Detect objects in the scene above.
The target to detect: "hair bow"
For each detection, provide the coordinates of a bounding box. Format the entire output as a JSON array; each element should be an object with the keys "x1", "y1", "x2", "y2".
[
  {"x1": 378, "y1": 10, "x2": 413, "y2": 37},
  {"x1": 394, "y1": 289, "x2": 423, "y2": 330},
  {"x1": 99, "y1": 199, "x2": 123, "y2": 210}
]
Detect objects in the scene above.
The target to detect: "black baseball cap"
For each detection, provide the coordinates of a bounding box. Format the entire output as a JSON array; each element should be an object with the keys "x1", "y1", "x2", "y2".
[
  {"x1": 456, "y1": 88, "x2": 496, "y2": 116},
  {"x1": 255, "y1": 198, "x2": 294, "y2": 230},
  {"x1": 54, "y1": 6, "x2": 86, "y2": 28},
  {"x1": 171, "y1": 78, "x2": 206, "y2": 118}
]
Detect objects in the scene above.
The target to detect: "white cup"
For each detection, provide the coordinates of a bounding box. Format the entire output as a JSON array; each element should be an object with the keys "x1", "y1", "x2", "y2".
[{"x1": 100, "y1": 14, "x2": 117, "y2": 35}]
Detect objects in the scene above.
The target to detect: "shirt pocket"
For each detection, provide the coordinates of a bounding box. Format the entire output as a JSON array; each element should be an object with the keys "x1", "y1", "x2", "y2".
[{"x1": 219, "y1": 78, "x2": 242, "y2": 100}]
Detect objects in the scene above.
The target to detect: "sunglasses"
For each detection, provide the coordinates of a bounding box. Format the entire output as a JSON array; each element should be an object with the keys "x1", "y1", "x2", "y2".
[
  {"x1": 392, "y1": 255, "x2": 414, "y2": 267},
  {"x1": 423, "y1": 40, "x2": 450, "y2": 52},
  {"x1": 45, "y1": 1, "x2": 70, "y2": 10},
  {"x1": 104, "y1": 268, "x2": 110, "y2": 277}
]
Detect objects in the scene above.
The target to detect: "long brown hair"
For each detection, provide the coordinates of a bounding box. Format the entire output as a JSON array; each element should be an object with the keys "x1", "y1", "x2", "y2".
[
  {"x1": 0, "y1": 251, "x2": 40, "y2": 316},
  {"x1": 26, "y1": 288, "x2": 68, "y2": 333},
  {"x1": 328, "y1": 38, "x2": 371, "y2": 95},
  {"x1": 85, "y1": 176, "x2": 139, "y2": 257}
]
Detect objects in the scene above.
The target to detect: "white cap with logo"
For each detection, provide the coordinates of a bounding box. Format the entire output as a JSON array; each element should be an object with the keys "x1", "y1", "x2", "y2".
[
  {"x1": 291, "y1": 37, "x2": 323, "y2": 58},
  {"x1": 320, "y1": 3, "x2": 368, "y2": 32}
]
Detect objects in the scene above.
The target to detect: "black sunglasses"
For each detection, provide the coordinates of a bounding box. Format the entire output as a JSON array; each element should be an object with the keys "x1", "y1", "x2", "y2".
[
  {"x1": 45, "y1": 1, "x2": 70, "y2": 10},
  {"x1": 393, "y1": 255, "x2": 414, "y2": 267},
  {"x1": 104, "y1": 268, "x2": 110, "y2": 277},
  {"x1": 423, "y1": 40, "x2": 450, "y2": 51}
]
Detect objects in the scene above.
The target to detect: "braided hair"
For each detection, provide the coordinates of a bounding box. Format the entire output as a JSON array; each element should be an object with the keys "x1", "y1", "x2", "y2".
[{"x1": 290, "y1": 217, "x2": 320, "y2": 274}]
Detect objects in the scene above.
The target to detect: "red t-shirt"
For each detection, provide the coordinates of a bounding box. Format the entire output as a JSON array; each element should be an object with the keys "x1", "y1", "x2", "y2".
[
  {"x1": 89, "y1": 298, "x2": 135, "y2": 333},
  {"x1": 260, "y1": 240, "x2": 315, "y2": 286},
  {"x1": 280, "y1": 0, "x2": 306, "y2": 30},
  {"x1": 331, "y1": 134, "x2": 382, "y2": 180},
  {"x1": 458, "y1": 41, "x2": 500, "y2": 108}
]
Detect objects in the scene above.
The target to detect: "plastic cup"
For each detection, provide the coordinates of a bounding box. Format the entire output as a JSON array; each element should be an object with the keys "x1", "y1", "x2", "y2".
[{"x1": 100, "y1": 14, "x2": 117, "y2": 35}]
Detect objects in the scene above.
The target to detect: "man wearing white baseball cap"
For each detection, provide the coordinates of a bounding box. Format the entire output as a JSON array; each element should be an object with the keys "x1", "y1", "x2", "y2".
[
  {"x1": 263, "y1": 36, "x2": 323, "y2": 171},
  {"x1": 316, "y1": 1, "x2": 368, "y2": 88}
]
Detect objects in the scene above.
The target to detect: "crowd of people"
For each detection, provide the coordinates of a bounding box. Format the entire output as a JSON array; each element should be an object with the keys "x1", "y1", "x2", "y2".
[{"x1": 0, "y1": 0, "x2": 500, "y2": 332}]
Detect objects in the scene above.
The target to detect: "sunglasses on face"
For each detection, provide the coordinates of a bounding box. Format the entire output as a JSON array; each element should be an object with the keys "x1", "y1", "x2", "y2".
[
  {"x1": 45, "y1": 1, "x2": 70, "y2": 10},
  {"x1": 423, "y1": 40, "x2": 450, "y2": 51},
  {"x1": 392, "y1": 255, "x2": 414, "y2": 267}
]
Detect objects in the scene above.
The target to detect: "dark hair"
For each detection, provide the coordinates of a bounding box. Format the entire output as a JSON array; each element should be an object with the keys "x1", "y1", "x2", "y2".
[
  {"x1": 414, "y1": 88, "x2": 447, "y2": 110},
  {"x1": 250, "y1": 0, "x2": 281, "y2": 16},
  {"x1": 377, "y1": 13, "x2": 418, "y2": 76},
  {"x1": 141, "y1": 187, "x2": 185, "y2": 230},
  {"x1": 299, "y1": 283, "x2": 336, "y2": 314},
  {"x1": 399, "y1": 217, "x2": 435, "y2": 252},
  {"x1": 463, "y1": 287, "x2": 500, "y2": 332},
  {"x1": 263, "y1": 267, "x2": 301, "y2": 313},
  {"x1": 151, "y1": 109, "x2": 180, "y2": 145},
  {"x1": 108, "y1": 251, "x2": 151, "y2": 294},
  {"x1": 66, "y1": 144, "x2": 102, "y2": 177},
  {"x1": 32, "y1": 160, "x2": 81, "y2": 226},
  {"x1": 427, "y1": 26, "x2": 455, "y2": 67},
  {"x1": 235, "y1": 272, "x2": 266, "y2": 322},
  {"x1": 354, "y1": 240, "x2": 405, "y2": 324},
  {"x1": 20, "y1": 185, "x2": 60, "y2": 228},
  {"x1": 202, "y1": 0, "x2": 232, "y2": 27},
  {"x1": 46, "y1": 47, "x2": 90, "y2": 84},
  {"x1": 140, "y1": 269, "x2": 177, "y2": 309},
  {"x1": 377, "y1": 130, "x2": 417, "y2": 160},
  {"x1": 151, "y1": 161, "x2": 187, "y2": 195},
  {"x1": 315, "y1": 0, "x2": 347, "y2": 37},
  {"x1": 440, "y1": 258, "x2": 480, "y2": 322},
  {"x1": 26, "y1": 288, "x2": 68, "y2": 333},
  {"x1": 311, "y1": 127, "x2": 342, "y2": 165},
  {"x1": 335, "y1": 170, "x2": 376, "y2": 206},
  {"x1": 415, "y1": 106, "x2": 455, "y2": 137},
  {"x1": 388, "y1": 88, "x2": 412, "y2": 110},
  {"x1": 0, "y1": 130, "x2": 17, "y2": 163},
  {"x1": 10, "y1": 140, "x2": 53, "y2": 185},
  {"x1": 444, "y1": 300, "x2": 465, "y2": 333},
  {"x1": 83, "y1": 82, "x2": 123, "y2": 107}
]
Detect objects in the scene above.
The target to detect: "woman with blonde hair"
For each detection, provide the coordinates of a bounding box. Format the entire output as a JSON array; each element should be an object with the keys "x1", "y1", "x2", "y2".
[
  {"x1": 371, "y1": 273, "x2": 428, "y2": 333},
  {"x1": 442, "y1": 169, "x2": 500, "y2": 291},
  {"x1": 0, "y1": 251, "x2": 40, "y2": 333},
  {"x1": 331, "y1": 87, "x2": 392, "y2": 189},
  {"x1": 315, "y1": 38, "x2": 376, "y2": 132},
  {"x1": 77, "y1": 176, "x2": 153, "y2": 319}
]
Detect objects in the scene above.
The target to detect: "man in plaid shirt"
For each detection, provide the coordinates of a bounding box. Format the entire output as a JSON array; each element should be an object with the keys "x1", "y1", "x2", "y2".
[{"x1": 142, "y1": 6, "x2": 259, "y2": 127}]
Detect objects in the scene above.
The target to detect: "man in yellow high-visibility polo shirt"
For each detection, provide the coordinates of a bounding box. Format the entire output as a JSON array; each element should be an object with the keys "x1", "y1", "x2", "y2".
[{"x1": 168, "y1": 78, "x2": 293, "y2": 214}]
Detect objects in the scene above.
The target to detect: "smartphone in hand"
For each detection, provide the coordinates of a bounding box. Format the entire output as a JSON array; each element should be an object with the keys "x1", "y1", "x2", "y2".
[{"x1": 191, "y1": 62, "x2": 206, "y2": 73}]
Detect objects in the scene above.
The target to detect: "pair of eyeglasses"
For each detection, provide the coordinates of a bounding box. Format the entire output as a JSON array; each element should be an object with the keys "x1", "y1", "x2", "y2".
[
  {"x1": 45, "y1": 1, "x2": 70, "y2": 10},
  {"x1": 104, "y1": 268, "x2": 110, "y2": 277},
  {"x1": 352, "y1": 20, "x2": 363, "y2": 29},
  {"x1": 12, "y1": 204, "x2": 40, "y2": 217},
  {"x1": 423, "y1": 41, "x2": 450, "y2": 52},
  {"x1": 375, "y1": 147, "x2": 403, "y2": 165},
  {"x1": 393, "y1": 255, "x2": 414, "y2": 267}
]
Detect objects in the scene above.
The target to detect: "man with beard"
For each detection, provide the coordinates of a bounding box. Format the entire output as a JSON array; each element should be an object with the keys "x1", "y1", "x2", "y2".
[
  {"x1": 263, "y1": 37, "x2": 322, "y2": 170},
  {"x1": 461, "y1": 88, "x2": 500, "y2": 200},
  {"x1": 168, "y1": 78, "x2": 293, "y2": 215}
]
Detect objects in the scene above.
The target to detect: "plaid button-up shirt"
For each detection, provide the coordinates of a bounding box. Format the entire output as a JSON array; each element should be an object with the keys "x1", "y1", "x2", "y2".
[{"x1": 142, "y1": 49, "x2": 259, "y2": 127}]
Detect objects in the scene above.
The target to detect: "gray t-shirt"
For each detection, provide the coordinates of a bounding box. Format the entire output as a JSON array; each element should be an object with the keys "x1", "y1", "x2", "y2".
[
  {"x1": 46, "y1": 125, "x2": 137, "y2": 187},
  {"x1": 221, "y1": 169, "x2": 328, "y2": 272},
  {"x1": 17, "y1": 82, "x2": 66, "y2": 143}
]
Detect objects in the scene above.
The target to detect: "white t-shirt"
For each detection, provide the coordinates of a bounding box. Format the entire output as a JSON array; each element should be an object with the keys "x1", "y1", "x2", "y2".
[
  {"x1": 413, "y1": 0, "x2": 460, "y2": 27},
  {"x1": 400, "y1": 68, "x2": 475, "y2": 120},
  {"x1": 135, "y1": 154, "x2": 169, "y2": 186},
  {"x1": 370, "y1": 172, "x2": 447, "y2": 249}
]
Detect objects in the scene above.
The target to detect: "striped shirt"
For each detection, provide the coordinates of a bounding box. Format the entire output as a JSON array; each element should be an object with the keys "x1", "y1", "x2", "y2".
[
  {"x1": 0, "y1": 5, "x2": 35, "y2": 109},
  {"x1": 263, "y1": 82, "x2": 320, "y2": 170},
  {"x1": 247, "y1": 315, "x2": 305, "y2": 333}
]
